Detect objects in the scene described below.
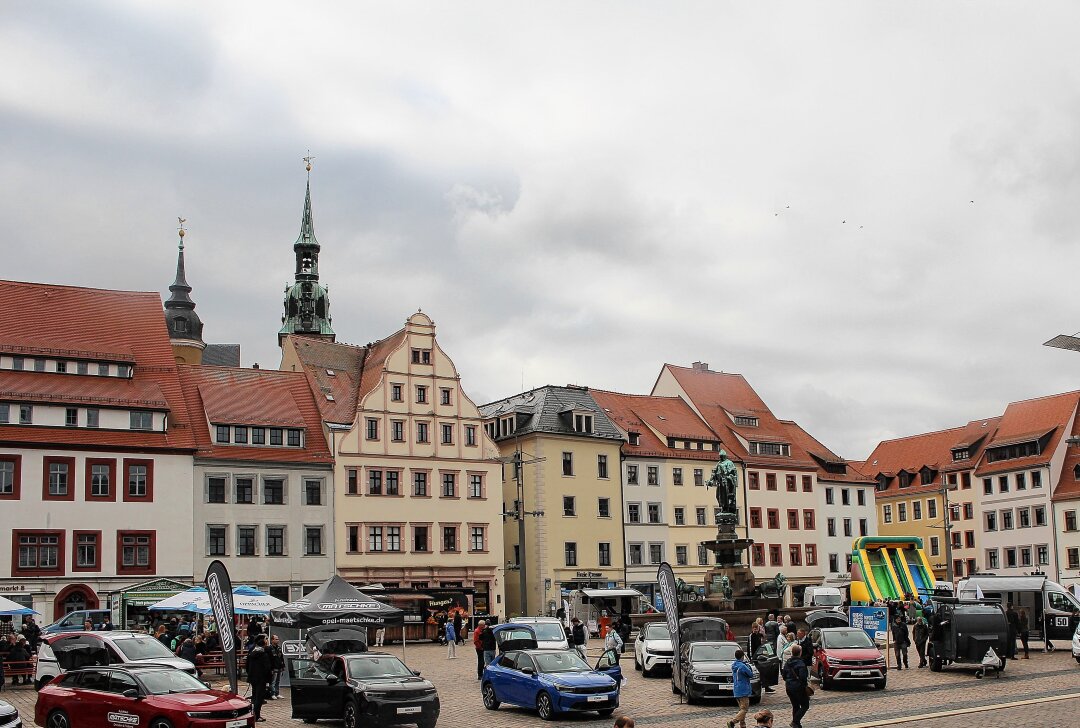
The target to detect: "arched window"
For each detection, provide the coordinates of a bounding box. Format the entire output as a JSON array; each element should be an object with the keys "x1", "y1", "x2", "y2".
[{"x1": 64, "y1": 589, "x2": 88, "y2": 614}]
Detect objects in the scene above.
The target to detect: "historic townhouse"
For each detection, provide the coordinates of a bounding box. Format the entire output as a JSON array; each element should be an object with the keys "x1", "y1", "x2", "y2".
[
  {"x1": 783, "y1": 421, "x2": 877, "y2": 583},
  {"x1": 862, "y1": 418, "x2": 999, "y2": 582},
  {"x1": 480, "y1": 386, "x2": 625, "y2": 616},
  {"x1": 179, "y1": 365, "x2": 335, "y2": 603},
  {"x1": 974, "y1": 392, "x2": 1077, "y2": 580},
  {"x1": 1051, "y1": 415, "x2": 1080, "y2": 589},
  {"x1": 651, "y1": 363, "x2": 830, "y2": 604},
  {"x1": 0, "y1": 281, "x2": 196, "y2": 623},
  {"x1": 589, "y1": 390, "x2": 733, "y2": 603}
]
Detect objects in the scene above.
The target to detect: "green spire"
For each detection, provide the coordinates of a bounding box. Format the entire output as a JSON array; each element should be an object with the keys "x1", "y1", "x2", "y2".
[{"x1": 279, "y1": 155, "x2": 335, "y2": 346}]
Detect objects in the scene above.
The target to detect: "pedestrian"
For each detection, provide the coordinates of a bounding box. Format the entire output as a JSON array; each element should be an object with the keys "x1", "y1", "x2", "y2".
[
  {"x1": 453, "y1": 611, "x2": 464, "y2": 646},
  {"x1": 375, "y1": 627, "x2": 385, "y2": 647},
  {"x1": 1005, "y1": 604, "x2": 1019, "y2": 659},
  {"x1": 781, "y1": 644, "x2": 810, "y2": 728},
  {"x1": 83, "y1": 620, "x2": 94, "y2": 631},
  {"x1": 101, "y1": 614, "x2": 114, "y2": 631},
  {"x1": 797, "y1": 628, "x2": 813, "y2": 664},
  {"x1": 268, "y1": 635, "x2": 285, "y2": 699},
  {"x1": 890, "y1": 614, "x2": 910, "y2": 670},
  {"x1": 752, "y1": 709, "x2": 774, "y2": 727},
  {"x1": 446, "y1": 621, "x2": 457, "y2": 659},
  {"x1": 727, "y1": 649, "x2": 754, "y2": 728},
  {"x1": 618, "y1": 616, "x2": 632, "y2": 652},
  {"x1": 179, "y1": 638, "x2": 198, "y2": 668},
  {"x1": 480, "y1": 621, "x2": 497, "y2": 666},
  {"x1": 571, "y1": 617, "x2": 588, "y2": 660},
  {"x1": 21, "y1": 617, "x2": 41, "y2": 654},
  {"x1": 912, "y1": 615, "x2": 929, "y2": 668},
  {"x1": 472, "y1": 620, "x2": 486, "y2": 679},
  {"x1": 437, "y1": 614, "x2": 448, "y2": 646},
  {"x1": 604, "y1": 621, "x2": 623, "y2": 661},
  {"x1": 155, "y1": 624, "x2": 171, "y2": 648},
  {"x1": 246, "y1": 634, "x2": 272, "y2": 722},
  {"x1": 779, "y1": 633, "x2": 796, "y2": 668},
  {"x1": 775, "y1": 625, "x2": 788, "y2": 656},
  {"x1": 6, "y1": 638, "x2": 31, "y2": 685},
  {"x1": 614, "y1": 717, "x2": 635, "y2": 728},
  {"x1": 1018, "y1": 608, "x2": 1030, "y2": 659},
  {"x1": 763, "y1": 614, "x2": 779, "y2": 644}
]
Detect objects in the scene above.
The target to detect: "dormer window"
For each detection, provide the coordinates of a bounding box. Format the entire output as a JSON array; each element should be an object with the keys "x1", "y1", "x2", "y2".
[
  {"x1": 749, "y1": 441, "x2": 790, "y2": 457},
  {"x1": 876, "y1": 474, "x2": 891, "y2": 491},
  {"x1": 411, "y1": 348, "x2": 432, "y2": 365},
  {"x1": 952, "y1": 448, "x2": 970, "y2": 461},
  {"x1": 898, "y1": 471, "x2": 913, "y2": 488},
  {"x1": 629, "y1": 432, "x2": 641, "y2": 446},
  {"x1": 919, "y1": 466, "x2": 937, "y2": 485},
  {"x1": 499, "y1": 416, "x2": 516, "y2": 438},
  {"x1": 574, "y1": 413, "x2": 593, "y2": 433},
  {"x1": 130, "y1": 411, "x2": 153, "y2": 431},
  {"x1": 117, "y1": 365, "x2": 132, "y2": 378},
  {"x1": 56, "y1": 361, "x2": 67, "y2": 374},
  {"x1": 734, "y1": 415, "x2": 759, "y2": 427}
]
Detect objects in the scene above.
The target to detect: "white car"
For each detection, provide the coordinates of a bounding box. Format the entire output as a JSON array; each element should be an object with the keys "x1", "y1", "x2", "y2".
[
  {"x1": 508, "y1": 617, "x2": 570, "y2": 650},
  {"x1": 634, "y1": 622, "x2": 673, "y2": 677},
  {"x1": 34, "y1": 630, "x2": 196, "y2": 689},
  {"x1": 0, "y1": 699, "x2": 21, "y2": 728},
  {"x1": 1072, "y1": 622, "x2": 1080, "y2": 664}
]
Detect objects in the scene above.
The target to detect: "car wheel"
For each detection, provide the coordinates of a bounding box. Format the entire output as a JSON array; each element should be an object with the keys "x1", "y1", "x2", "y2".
[
  {"x1": 482, "y1": 682, "x2": 500, "y2": 710},
  {"x1": 536, "y1": 691, "x2": 556, "y2": 721},
  {"x1": 47, "y1": 711, "x2": 71, "y2": 728},
  {"x1": 597, "y1": 709, "x2": 615, "y2": 718},
  {"x1": 344, "y1": 700, "x2": 362, "y2": 728},
  {"x1": 817, "y1": 665, "x2": 830, "y2": 691},
  {"x1": 634, "y1": 653, "x2": 641, "y2": 671},
  {"x1": 150, "y1": 720, "x2": 173, "y2": 728},
  {"x1": 874, "y1": 679, "x2": 886, "y2": 690},
  {"x1": 1074, "y1": 655, "x2": 1080, "y2": 664},
  {"x1": 683, "y1": 679, "x2": 698, "y2": 705},
  {"x1": 417, "y1": 718, "x2": 437, "y2": 728}
]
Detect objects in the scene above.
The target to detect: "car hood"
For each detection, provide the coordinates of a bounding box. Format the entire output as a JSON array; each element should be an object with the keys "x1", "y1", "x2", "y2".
[
  {"x1": 539, "y1": 672, "x2": 616, "y2": 688},
  {"x1": 536, "y1": 639, "x2": 569, "y2": 649},
  {"x1": 688, "y1": 660, "x2": 734, "y2": 675},
  {"x1": 130, "y1": 656, "x2": 196, "y2": 670},
  {"x1": 643, "y1": 639, "x2": 673, "y2": 650},
  {"x1": 821, "y1": 648, "x2": 883, "y2": 661},
  {"x1": 149, "y1": 691, "x2": 249, "y2": 710},
  {"x1": 355, "y1": 677, "x2": 435, "y2": 691}
]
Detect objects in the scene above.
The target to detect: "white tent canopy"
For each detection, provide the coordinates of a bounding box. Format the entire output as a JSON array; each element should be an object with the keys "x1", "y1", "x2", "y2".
[
  {"x1": 148, "y1": 585, "x2": 285, "y2": 615},
  {"x1": 0, "y1": 595, "x2": 37, "y2": 615}
]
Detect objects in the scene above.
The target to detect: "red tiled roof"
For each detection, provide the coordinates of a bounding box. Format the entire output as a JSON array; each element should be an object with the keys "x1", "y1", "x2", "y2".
[
  {"x1": 863, "y1": 419, "x2": 997, "y2": 498},
  {"x1": 178, "y1": 365, "x2": 332, "y2": 464},
  {"x1": 0, "y1": 425, "x2": 174, "y2": 452},
  {"x1": 780, "y1": 420, "x2": 875, "y2": 485},
  {"x1": 1053, "y1": 413, "x2": 1080, "y2": 501},
  {"x1": 657, "y1": 364, "x2": 818, "y2": 469},
  {"x1": 0, "y1": 370, "x2": 168, "y2": 409},
  {"x1": 589, "y1": 389, "x2": 730, "y2": 460},
  {"x1": 974, "y1": 391, "x2": 1079, "y2": 477},
  {"x1": 0, "y1": 280, "x2": 195, "y2": 450}
]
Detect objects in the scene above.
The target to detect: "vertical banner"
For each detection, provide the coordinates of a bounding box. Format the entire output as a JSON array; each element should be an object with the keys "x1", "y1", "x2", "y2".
[
  {"x1": 656, "y1": 562, "x2": 682, "y2": 689},
  {"x1": 205, "y1": 560, "x2": 238, "y2": 695}
]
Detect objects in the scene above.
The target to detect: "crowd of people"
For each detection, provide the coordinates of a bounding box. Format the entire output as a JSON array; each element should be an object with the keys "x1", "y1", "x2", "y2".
[{"x1": 0, "y1": 616, "x2": 40, "y2": 687}]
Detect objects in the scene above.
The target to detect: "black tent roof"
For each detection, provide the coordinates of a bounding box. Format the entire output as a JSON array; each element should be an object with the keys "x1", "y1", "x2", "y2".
[{"x1": 270, "y1": 575, "x2": 404, "y2": 628}]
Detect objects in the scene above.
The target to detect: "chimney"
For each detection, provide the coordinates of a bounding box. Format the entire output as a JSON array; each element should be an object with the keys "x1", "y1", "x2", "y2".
[
  {"x1": 691, "y1": 361, "x2": 710, "y2": 372},
  {"x1": 253, "y1": 363, "x2": 261, "y2": 369}
]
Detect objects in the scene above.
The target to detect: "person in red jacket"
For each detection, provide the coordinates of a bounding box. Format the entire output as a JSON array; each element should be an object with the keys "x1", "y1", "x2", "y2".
[{"x1": 472, "y1": 620, "x2": 486, "y2": 680}]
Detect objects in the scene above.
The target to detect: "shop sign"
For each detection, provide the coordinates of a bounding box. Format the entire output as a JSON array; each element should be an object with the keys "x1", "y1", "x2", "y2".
[{"x1": 575, "y1": 571, "x2": 603, "y2": 579}]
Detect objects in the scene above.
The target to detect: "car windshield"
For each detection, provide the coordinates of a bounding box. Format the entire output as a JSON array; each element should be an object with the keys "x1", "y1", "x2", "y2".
[
  {"x1": 113, "y1": 637, "x2": 177, "y2": 661},
  {"x1": 533, "y1": 651, "x2": 591, "y2": 673},
  {"x1": 814, "y1": 594, "x2": 843, "y2": 606},
  {"x1": 526, "y1": 623, "x2": 567, "y2": 641},
  {"x1": 691, "y1": 644, "x2": 738, "y2": 661},
  {"x1": 823, "y1": 630, "x2": 874, "y2": 649},
  {"x1": 138, "y1": 669, "x2": 207, "y2": 695},
  {"x1": 347, "y1": 656, "x2": 413, "y2": 679},
  {"x1": 644, "y1": 624, "x2": 671, "y2": 640}
]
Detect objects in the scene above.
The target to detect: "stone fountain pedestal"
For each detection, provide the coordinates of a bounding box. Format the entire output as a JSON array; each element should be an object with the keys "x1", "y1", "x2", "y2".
[{"x1": 700, "y1": 512, "x2": 755, "y2": 611}]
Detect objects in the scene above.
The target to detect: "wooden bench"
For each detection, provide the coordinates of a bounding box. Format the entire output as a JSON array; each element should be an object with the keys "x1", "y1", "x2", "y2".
[{"x1": 3, "y1": 659, "x2": 36, "y2": 687}]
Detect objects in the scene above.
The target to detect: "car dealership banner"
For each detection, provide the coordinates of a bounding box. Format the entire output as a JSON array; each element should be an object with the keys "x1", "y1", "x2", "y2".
[
  {"x1": 205, "y1": 560, "x2": 238, "y2": 695},
  {"x1": 657, "y1": 562, "x2": 682, "y2": 688},
  {"x1": 849, "y1": 605, "x2": 888, "y2": 644}
]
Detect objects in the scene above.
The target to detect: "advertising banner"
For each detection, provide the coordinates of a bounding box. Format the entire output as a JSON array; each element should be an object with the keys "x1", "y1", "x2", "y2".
[
  {"x1": 205, "y1": 560, "x2": 237, "y2": 695},
  {"x1": 656, "y1": 562, "x2": 682, "y2": 688},
  {"x1": 849, "y1": 605, "x2": 889, "y2": 644}
]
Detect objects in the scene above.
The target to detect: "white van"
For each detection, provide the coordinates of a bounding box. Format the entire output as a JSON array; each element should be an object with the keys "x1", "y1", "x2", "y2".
[
  {"x1": 508, "y1": 616, "x2": 570, "y2": 650},
  {"x1": 804, "y1": 586, "x2": 845, "y2": 609},
  {"x1": 956, "y1": 575, "x2": 1080, "y2": 644}
]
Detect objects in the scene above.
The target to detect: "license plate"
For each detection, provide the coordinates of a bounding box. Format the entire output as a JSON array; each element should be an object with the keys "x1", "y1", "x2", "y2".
[
  {"x1": 851, "y1": 670, "x2": 871, "y2": 676},
  {"x1": 397, "y1": 706, "x2": 422, "y2": 715},
  {"x1": 587, "y1": 695, "x2": 606, "y2": 702},
  {"x1": 226, "y1": 721, "x2": 247, "y2": 728}
]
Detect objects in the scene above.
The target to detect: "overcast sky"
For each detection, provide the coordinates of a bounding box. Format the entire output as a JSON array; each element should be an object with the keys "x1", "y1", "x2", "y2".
[{"x1": 3, "y1": 1, "x2": 1080, "y2": 459}]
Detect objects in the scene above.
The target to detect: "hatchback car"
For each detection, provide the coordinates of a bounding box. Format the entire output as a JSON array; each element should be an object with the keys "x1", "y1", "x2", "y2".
[
  {"x1": 676, "y1": 641, "x2": 761, "y2": 705},
  {"x1": 508, "y1": 617, "x2": 570, "y2": 651},
  {"x1": 482, "y1": 648, "x2": 623, "y2": 721},
  {"x1": 35, "y1": 631, "x2": 196, "y2": 690},
  {"x1": 1072, "y1": 622, "x2": 1080, "y2": 664},
  {"x1": 0, "y1": 699, "x2": 21, "y2": 728},
  {"x1": 633, "y1": 622, "x2": 673, "y2": 677},
  {"x1": 288, "y1": 652, "x2": 439, "y2": 728},
  {"x1": 811, "y1": 627, "x2": 887, "y2": 690},
  {"x1": 35, "y1": 664, "x2": 251, "y2": 728}
]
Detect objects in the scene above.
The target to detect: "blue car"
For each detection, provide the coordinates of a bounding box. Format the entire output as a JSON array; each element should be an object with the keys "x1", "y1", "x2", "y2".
[{"x1": 481, "y1": 624, "x2": 623, "y2": 721}]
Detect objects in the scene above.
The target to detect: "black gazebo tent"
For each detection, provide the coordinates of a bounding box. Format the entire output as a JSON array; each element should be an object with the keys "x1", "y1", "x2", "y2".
[{"x1": 270, "y1": 575, "x2": 404, "y2": 629}]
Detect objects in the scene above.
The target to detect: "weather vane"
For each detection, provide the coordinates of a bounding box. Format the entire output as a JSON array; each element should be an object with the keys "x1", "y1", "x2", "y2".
[
  {"x1": 303, "y1": 150, "x2": 315, "y2": 174},
  {"x1": 177, "y1": 216, "x2": 187, "y2": 249}
]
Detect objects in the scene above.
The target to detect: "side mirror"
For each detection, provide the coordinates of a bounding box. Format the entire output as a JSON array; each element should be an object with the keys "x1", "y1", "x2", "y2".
[
  {"x1": 412, "y1": 670, "x2": 421, "y2": 677},
  {"x1": 522, "y1": 667, "x2": 535, "y2": 675},
  {"x1": 122, "y1": 689, "x2": 140, "y2": 700},
  {"x1": 326, "y1": 674, "x2": 340, "y2": 685}
]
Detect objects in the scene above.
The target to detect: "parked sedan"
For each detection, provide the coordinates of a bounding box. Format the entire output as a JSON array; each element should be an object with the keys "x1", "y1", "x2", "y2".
[
  {"x1": 289, "y1": 652, "x2": 439, "y2": 728},
  {"x1": 678, "y1": 641, "x2": 761, "y2": 705},
  {"x1": 35, "y1": 664, "x2": 251, "y2": 728},
  {"x1": 482, "y1": 649, "x2": 623, "y2": 721},
  {"x1": 634, "y1": 623, "x2": 673, "y2": 677},
  {"x1": 811, "y1": 627, "x2": 887, "y2": 690}
]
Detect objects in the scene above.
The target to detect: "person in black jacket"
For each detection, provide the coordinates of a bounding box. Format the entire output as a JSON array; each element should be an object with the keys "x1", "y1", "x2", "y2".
[
  {"x1": 268, "y1": 635, "x2": 286, "y2": 699},
  {"x1": 6, "y1": 639, "x2": 31, "y2": 685},
  {"x1": 480, "y1": 623, "x2": 497, "y2": 665},
  {"x1": 453, "y1": 611, "x2": 464, "y2": 646},
  {"x1": 1005, "y1": 604, "x2": 1019, "y2": 659},
  {"x1": 246, "y1": 635, "x2": 273, "y2": 722},
  {"x1": 890, "y1": 614, "x2": 910, "y2": 669},
  {"x1": 781, "y1": 645, "x2": 810, "y2": 728},
  {"x1": 571, "y1": 618, "x2": 587, "y2": 659}
]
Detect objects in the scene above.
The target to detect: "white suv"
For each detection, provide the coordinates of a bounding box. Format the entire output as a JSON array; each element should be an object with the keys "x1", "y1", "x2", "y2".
[
  {"x1": 34, "y1": 631, "x2": 196, "y2": 689},
  {"x1": 508, "y1": 617, "x2": 570, "y2": 650},
  {"x1": 634, "y1": 622, "x2": 673, "y2": 677}
]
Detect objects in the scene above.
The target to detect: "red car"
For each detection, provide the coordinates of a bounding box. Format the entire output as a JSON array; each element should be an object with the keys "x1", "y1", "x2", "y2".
[
  {"x1": 35, "y1": 664, "x2": 252, "y2": 728},
  {"x1": 811, "y1": 627, "x2": 887, "y2": 690}
]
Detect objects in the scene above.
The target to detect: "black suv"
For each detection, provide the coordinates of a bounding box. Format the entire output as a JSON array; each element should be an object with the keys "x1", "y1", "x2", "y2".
[{"x1": 289, "y1": 652, "x2": 439, "y2": 728}]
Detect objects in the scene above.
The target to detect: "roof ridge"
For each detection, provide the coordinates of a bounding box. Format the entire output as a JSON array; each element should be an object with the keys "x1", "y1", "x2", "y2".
[
  {"x1": 1004, "y1": 390, "x2": 1080, "y2": 407},
  {"x1": 0, "y1": 279, "x2": 161, "y2": 298},
  {"x1": 589, "y1": 388, "x2": 682, "y2": 401}
]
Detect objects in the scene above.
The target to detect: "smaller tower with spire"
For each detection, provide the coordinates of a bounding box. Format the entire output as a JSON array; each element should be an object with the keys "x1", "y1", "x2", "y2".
[
  {"x1": 279, "y1": 155, "x2": 335, "y2": 346},
  {"x1": 165, "y1": 217, "x2": 207, "y2": 364}
]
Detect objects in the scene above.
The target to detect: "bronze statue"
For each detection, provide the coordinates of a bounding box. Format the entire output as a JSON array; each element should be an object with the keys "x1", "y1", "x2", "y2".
[{"x1": 706, "y1": 450, "x2": 739, "y2": 514}]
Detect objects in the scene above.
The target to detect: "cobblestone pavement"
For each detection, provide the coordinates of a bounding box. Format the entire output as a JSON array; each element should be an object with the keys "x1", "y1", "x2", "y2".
[{"x1": 3, "y1": 645, "x2": 1079, "y2": 728}]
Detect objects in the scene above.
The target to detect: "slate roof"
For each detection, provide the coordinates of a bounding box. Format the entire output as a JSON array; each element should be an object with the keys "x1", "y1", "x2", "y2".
[
  {"x1": 589, "y1": 389, "x2": 729, "y2": 460},
  {"x1": 202, "y1": 344, "x2": 241, "y2": 367},
  {"x1": 178, "y1": 365, "x2": 333, "y2": 465},
  {"x1": 0, "y1": 280, "x2": 195, "y2": 451},
  {"x1": 479, "y1": 386, "x2": 624, "y2": 442}
]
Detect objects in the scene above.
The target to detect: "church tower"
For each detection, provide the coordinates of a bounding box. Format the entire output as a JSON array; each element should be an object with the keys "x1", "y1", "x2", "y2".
[
  {"x1": 279, "y1": 156, "x2": 335, "y2": 346},
  {"x1": 164, "y1": 219, "x2": 206, "y2": 364}
]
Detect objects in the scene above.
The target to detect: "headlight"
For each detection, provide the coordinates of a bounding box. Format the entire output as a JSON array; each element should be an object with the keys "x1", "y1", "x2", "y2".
[
  {"x1": 365, "y1": 691, "x2": 390, "y2": 699},
  {"x1": 552, "y1": 682, "x2": 572, "y2": 692},
  {"x1": 186, "y1": 713, "x2": 214, "y2": 719}
]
